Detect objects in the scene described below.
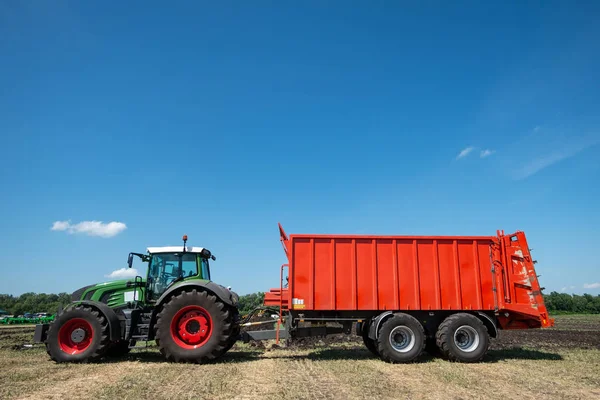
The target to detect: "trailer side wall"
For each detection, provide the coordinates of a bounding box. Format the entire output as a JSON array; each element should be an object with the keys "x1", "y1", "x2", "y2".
[{"x1": 289, "y1": 236, "x2": 497, "y2": 312}]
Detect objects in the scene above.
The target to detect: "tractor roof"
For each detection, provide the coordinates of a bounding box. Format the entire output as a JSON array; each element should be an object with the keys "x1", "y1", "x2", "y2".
[{"x1": 146, "y1": 246, "x2": 205, "y2": 254}]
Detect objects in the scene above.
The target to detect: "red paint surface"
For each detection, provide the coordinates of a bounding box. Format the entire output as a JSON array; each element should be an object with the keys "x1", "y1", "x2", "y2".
[
  {"x1": 170, "y1": 305, "x2": 213, "y2": 349},
  {"x1": 265, "y1": 225, "x2": 553, "y2": 330},
  {"x1": 58, "y1": 318, "x2": 94, "y2": 354}
]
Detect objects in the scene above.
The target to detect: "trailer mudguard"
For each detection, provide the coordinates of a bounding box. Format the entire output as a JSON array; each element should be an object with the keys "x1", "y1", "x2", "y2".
[
  {"x1": 74, "y1": 300, "x2": 123, "y2": 341},
  {"x1": 155, "y1": 281, "x2": 238, "y2": 309},
  {"x1": 477, "y1": 311, "x2": 499, "y2": 338},
  {"x1": 368, "y1": 311, "x2": 393, "y2": 340}
]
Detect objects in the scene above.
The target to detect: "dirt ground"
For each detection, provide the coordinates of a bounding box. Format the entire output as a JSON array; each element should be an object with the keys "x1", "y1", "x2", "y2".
[
  {"x1": 0, "y1": 314, "x2": 599, "y2": 400},
  {"x1": 258, "y1": 313, "x2": 600, "y2": 351}
]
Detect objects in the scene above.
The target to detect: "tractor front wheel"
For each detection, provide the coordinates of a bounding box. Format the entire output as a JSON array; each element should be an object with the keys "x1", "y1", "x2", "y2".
[
  {"x1": 45, "y1": 305, "x2": 110, "y2": 363},
  {"x1": 155, "y1": 289, "x2": 234, "y2": 363}
]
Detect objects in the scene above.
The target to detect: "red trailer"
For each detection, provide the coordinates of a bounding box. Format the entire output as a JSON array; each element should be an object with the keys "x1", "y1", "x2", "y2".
[{"x1": 262, "y1": 224, "x2": 553, "y2": 363}]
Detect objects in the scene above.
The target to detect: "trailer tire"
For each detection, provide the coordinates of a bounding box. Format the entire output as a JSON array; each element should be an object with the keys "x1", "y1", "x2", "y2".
[
  {"x1": 376, "y1": 314, "x2": 425, "y2": 363},
  {"x1": 155, "y1": 289, "x2": 233, "y2": 363},
  {"x1": 361, "y1": 323, "x2": 379, "y2": 356},
  {"x1": 45, "y1": 305, "x2": 110, "y2": 363},
  {"x1": 436, "y1": 313, "x2": 489, "y2": 363}
]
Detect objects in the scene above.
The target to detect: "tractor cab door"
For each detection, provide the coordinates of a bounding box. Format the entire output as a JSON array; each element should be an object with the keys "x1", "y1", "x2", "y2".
[{"x1": 147, "y1": 252, "x2": 199, "y2": 301}]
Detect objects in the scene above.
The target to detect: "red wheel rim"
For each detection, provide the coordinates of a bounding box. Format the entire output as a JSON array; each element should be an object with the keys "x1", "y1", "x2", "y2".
[
  {"x1": 57, "y1": 318, "x2": 94, "y2": 355},
  {"x1": 170, "y1": 305, "x2": 213, "y2": 349}
]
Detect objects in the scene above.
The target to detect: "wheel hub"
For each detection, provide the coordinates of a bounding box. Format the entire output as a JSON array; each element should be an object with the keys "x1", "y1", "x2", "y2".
[
  {"x1": 388, "y1": 326, "x2": 416, "y2": 353},
  {"x1": 171, "y1": 306, "x2": 213, "y2": 349},
  {"x1": 57, "y1": 317, "x2": 94, "y2": 355},
  {"x1": 70, "y1": 328, "x2": 86, "y2": 343},
  {"x1": 453, "y1": 325, "x2": 480, "y2": 352},
  {"x1": 186, "y1": 319, "x2": 201, "y2": 334}
]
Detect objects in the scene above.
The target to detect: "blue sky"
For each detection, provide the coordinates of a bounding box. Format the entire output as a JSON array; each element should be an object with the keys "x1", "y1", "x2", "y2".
[{"x1": 1, "y1": 1, "x2": 599, "y2": 297}]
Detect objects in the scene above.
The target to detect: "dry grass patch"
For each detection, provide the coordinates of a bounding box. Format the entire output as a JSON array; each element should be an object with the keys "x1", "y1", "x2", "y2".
[{"x1": 1, "y1": 316, "x2": 599, "y2": 399}]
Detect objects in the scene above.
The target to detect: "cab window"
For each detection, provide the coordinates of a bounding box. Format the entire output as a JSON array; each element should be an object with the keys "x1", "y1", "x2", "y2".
[{"x1": 200, "y1": 257, "x2": 211, "y2": 280}]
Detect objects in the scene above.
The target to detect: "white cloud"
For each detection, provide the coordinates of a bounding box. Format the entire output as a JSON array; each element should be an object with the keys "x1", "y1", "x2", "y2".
[
  {"x1": 105, "y1": 268, "x2": 139, "y2": 280},
  {"x1": 480, "y1": 149, "x2": 495, "y2": 158},
  {"x1": 583, "y1": 282, "x2": 600, "y2": 289},
  {"x1": 456, "y1": 146, "x2": 474, "y2": 159},
  {"x1": 560, "y1": 285, "x2": 576, "y2": 292},
  {"x1": 51, "y1": 221, "x2": 70, "y2": 231},
  {"x1": 51, "y1": 220, "x2": 127, "y2": 238}
]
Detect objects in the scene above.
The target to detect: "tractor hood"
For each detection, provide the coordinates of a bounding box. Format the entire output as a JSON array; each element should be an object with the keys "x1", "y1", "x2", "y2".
[{"x1": 71, "y1": 279, "x2": 145, "y2": 303}]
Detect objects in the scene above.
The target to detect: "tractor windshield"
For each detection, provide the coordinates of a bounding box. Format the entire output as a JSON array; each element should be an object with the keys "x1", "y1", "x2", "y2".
[{"x1": 147, "y1": 253, "x2": 198, "y2": 301}]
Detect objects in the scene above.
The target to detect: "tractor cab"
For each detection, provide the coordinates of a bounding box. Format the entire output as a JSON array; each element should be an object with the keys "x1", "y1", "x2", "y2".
[{"x1": 128, "y1": 235, "x2": 216, "y2": 302}]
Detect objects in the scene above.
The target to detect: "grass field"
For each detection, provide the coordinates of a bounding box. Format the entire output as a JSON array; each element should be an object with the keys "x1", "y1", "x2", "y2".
[{"x1": 1, "y1": 315, "x2": 599, "y2": 400}]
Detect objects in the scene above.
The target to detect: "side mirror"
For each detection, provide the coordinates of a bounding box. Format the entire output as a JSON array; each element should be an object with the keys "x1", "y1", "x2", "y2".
[{"x1": 127, "y1": 253, "x2": 133, "y2": 268}]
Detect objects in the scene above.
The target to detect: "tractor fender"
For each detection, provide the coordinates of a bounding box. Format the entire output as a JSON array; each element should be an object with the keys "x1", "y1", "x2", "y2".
[
  {"x1": 155, "y1": 281, "x2": 238, "y2": 310},
  {"x1": 74, "y1": 300, "x2": 123, "y2": 341}
]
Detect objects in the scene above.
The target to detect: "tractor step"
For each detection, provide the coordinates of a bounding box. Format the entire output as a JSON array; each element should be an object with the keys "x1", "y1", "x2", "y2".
[{"x1": 122, "y1": 309, "x2": 153, "y2": 342}]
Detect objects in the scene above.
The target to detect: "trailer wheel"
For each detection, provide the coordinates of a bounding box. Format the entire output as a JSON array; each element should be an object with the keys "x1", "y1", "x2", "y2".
[
  {"x1": 155, "y1": 289, "x2": 233, "y2": 363},
  {"x1": 376, "y1": 314, "x2": 425, "y2": 363},
  {"x1": 361, "y1": 323, "x2": 379, "y2": 356},
  {"x1": 45, "y1": 305, "x2": 110, "y2": 363},
  {"x1": 436, "y1": 313, "x2": 489, "y2": 362}
]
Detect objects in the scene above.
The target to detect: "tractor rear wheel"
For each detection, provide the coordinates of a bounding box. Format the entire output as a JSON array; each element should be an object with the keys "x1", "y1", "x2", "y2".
[
  {"x1": 155, "y1": 289, "x2": 234, "y2": 363},
  {"x1": 220, "y1": 309, "x2": 240, "y2": 354},
  {"x1": 45, "y1": 305, "x2": 110, "y2": 363}
]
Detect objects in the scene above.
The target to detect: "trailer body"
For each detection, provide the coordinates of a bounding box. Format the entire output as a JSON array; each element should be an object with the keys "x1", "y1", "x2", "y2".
[{"x1": 266, "y1": 225, "x2": 552, "y2": 331}]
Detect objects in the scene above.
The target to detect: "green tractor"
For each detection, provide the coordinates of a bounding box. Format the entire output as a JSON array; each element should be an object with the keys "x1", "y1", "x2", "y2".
[{"x1": 34, "y1": 236, "x2": 240, "y2": 363}]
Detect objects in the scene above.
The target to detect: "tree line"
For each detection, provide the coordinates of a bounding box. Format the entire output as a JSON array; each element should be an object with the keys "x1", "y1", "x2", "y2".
[
  {"x1": 0, "y1": 293, "x2": 71, "y2": 316},
  {"x1": 0, "y1": 291, "x2": 268, "y2": 316},
  {"x1": 0, "y1": 291, "x2": 598, "y2": 316},
  {"x1": 543, "y1": 291, "x2": 600, "y2": 314}
]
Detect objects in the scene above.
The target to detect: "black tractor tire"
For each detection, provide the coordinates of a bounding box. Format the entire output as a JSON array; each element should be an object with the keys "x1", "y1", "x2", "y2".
[
  {"x1": 45, "y1": 305, "x2": 110, "y2": 363},
  {"x1": 155, "y1": 289, "x2": 234, "y2": 363},
  {"x1": 223, "y1": 310, "x2": 241, "y2": 353},
  {"x1": 361, "y1": 322, "x2": 379, "y2": 357},
  {"x1": 376, "y1": 313, "x2": 425, "y2": 363},
  {"x1": 105, "y1": 340, "x2": 132, "y2": 357},
  {"x1": 436, "y1": 313, "x2": 490, "y2": 363},
  {"x1": 221, "y1": 326, "x2": 240, "y2": 354}
]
